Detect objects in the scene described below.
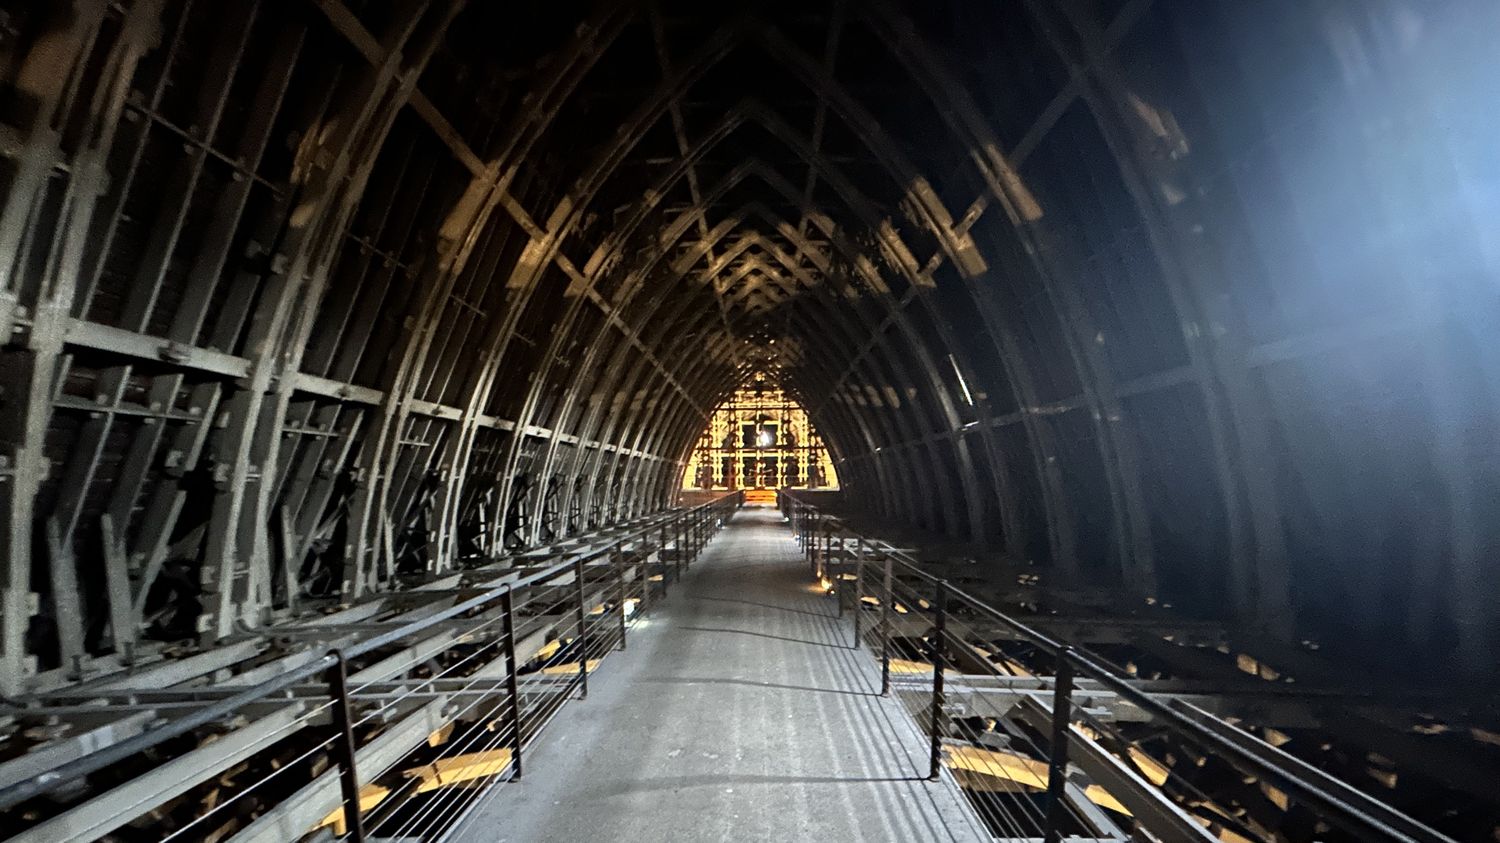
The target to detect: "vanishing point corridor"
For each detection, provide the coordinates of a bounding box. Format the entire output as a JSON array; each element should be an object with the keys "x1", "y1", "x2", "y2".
[{"x1": 3, "y1": 2, "x2": 1498, "y2": 840}]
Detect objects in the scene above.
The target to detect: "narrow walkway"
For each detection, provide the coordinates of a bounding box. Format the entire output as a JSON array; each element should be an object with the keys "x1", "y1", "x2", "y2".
[{"x1": 452, "y1": 507, "x2": 987, "y2": 842}]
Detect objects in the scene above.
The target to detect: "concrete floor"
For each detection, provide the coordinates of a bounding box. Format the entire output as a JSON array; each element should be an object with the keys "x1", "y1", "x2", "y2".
[{"x1": 450, "y1": 506, "x2": 988, "y2": 842}]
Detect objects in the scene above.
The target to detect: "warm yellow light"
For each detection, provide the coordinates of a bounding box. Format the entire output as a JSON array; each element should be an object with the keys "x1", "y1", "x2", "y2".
[{"x1": 680, "y1": 382, "x2": 839, "y2": 491}]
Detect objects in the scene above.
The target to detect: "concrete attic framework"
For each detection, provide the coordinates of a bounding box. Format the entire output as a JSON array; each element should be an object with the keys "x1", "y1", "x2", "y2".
[{"x1": 1, "y1": 2, "x2": 1499, "y2": 838}]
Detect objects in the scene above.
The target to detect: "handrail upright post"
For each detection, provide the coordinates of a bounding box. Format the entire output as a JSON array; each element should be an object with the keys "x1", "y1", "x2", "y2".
[
  {"x1": 325, "y1": 650, "x2": 366, "y2": 841},
  {"x1": 642, "y1": 531, "x2": 653, "y2": 611},
  {"x1": 818, "y1": 518, "x2": 827, "y2": 578},
  {"x1": 807, "y1": 512, "x2": 814, "y2": 571},
  {"x1": 615, "y1": 548, "x2": 628, "y2": 650},
  {"x1": 928, "y1": 580, "x2": 947, "y2": 781},
  {"x1": 573, "y1": 557, "x2": 589, "y2": 699},
  {"x1": 851, "y1": 537, "x2": 863, "y2": 647},
  {"x1": 500, "y1": 588, "x2": 523, "y2": 780},
  {"x1": 1044, "y1": 648, "x2": 1075, "y2": 843},
  {"x1": 835, "y1": 529, "x2": 845, "y2": 618},
  {"x1": 813, "y1": 516, "x2": 821, "y2": 577},
  {"x1": 805, "y1": 509, "x2": 814, "y2": 573},
  {"x1": 824, "y1": 520, "x2": 833, "y2": 581},
  {"x1": 810, "y1": 516, "x2": 816, "y2": 574},
  {"x1": 658, "y1": 523, "x2": 668, "y2": 598},
  {"x1": 801, "y1": 506, "x2": 809, "y2": 558},
  {"x1": 881, "y1": 553, "x2": 893, "y2": 696}
]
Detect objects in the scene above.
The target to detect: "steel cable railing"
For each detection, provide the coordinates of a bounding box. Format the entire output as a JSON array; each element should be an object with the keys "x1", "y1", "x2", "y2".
[
  {"x1": 353, "y1": 581, "x2": 600, "y2": 839},
  {"x1": 0, "y1": 491, "x2": 741, "y2": 842},
  {"x1": 781, "y1": 490, "x2": 1457, "y2": 843},
  {"x1": 876, "y1": 573, "x2": 1081, "y2": 839}
]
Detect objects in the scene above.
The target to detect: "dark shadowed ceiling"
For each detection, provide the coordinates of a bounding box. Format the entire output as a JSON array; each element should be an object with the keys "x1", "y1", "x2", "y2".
[{"x1": 2, "y1": 0, "x2": 1498, "y2": 691}]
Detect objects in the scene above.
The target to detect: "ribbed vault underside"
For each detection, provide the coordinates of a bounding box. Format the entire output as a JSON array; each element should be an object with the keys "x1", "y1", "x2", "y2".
[{"x1": 2, "y1": 0, "x2": 1498, "y2": 691}]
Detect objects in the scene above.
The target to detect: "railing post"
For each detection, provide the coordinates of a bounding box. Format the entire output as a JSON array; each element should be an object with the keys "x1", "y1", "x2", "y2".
[
  {"x1": 800, "y1": 505, "x2": 809, "y2": 556},
  {"x1": 573, "y1": 556, "x2": 589, "y2": 698},
  {"x1": 812, "y1": 516, "x2": 822, "y2": 577},
  {"x1": 881, "y1": 552, "x2": 893, "y2": 696},
  {"x1": 835, "y1": 529, "x2": 845, "y2": 619},
  {"x1": 325, "y1": 651, "x2": 366, "y2": 841},
  {"x1": 805, "y1": 510, "x2": 814, "y2": 573},
  {"x1": 658, "y1": 523, "x2": 669, "y2": 597},
  {"x1": 829, "y1": 523, "x2": 836, "y2": 576},
  {"x1": 807, "y1": 513, "x2": 814, "y2": 570},
  {"x1": 499, "y1": 588, "x2": 523, "y2": 780},
  {"x1": 614, "y1": 547, "x2": 628, "y2": 651},
  {"x1": 677, "y1": 514, "x2": 685, "y2": 578},
  {"x1": 807, "y1": 508, "x2": 813, "y2": 556},
  {"x1": 929, "y1": 580, "x2": 947, "y2": 781},
  {"x1": 851, "y1": 537, "x2": 863, "y2": 648},
  {"x1": 824, "y1": 520, "x2": 833, "y2": 580},
  {"x1": 1044, "y1": 647, "x2": 1075, "y2": 843}
]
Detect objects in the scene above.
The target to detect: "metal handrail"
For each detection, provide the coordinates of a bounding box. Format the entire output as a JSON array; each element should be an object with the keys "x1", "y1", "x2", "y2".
[
  {"x1": 780, "y1": 490, "x2": 1455, "y2": 843},
  {"x1": 0, "y1": 492, "x2": 742, "y2": 816}
]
